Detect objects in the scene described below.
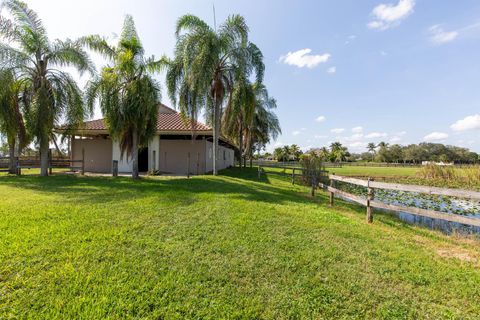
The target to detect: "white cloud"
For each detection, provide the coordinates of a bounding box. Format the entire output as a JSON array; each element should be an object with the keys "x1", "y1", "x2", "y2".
[
  {"x1": 344, "y1": 35, "x2": 356, "y2": 45},
  {"x1": 424, "y1": 132, "x2": 449, "y2": 141},
  {"x1": 331, "y1": 128, "x2": 345, "y2": 134},
  {"x1": 451, "y1": 114, "x2": 480, "y2": 132},
  {"x1": 368, "y1": 0, "x2": 415, "y2": 30},
  {"x1": 429, "y1": 25, "x2": 458, "y2": 44},
  {"x1": 352, "y1": 126, "x2": 363, "y2": 133},
  {"x1": 390, "y1": 136, "x2": 402, "y2": 143},
  {"x1": 380, "y1": 50, "x2": 388, "y2": 56},
  {"x1": 292, "y1": 130, "x2": 301, "y2": 136},
  {"x1": 315, "y1": 116, "x2": 326, "y2": 123},
  {"x1": 365, "y1": 132, "x2": 388, "y2": 139},
  {"x1": 327, "y1": 66, "x2": 336, "y2": 74},
  {"x1": 279, "y1": 49, "x2": 331, "y2": 68}
]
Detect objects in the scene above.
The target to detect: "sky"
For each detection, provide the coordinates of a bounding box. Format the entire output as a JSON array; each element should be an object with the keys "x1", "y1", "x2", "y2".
[{"x1": 14, "y1": 0, "x2": 480, "y2": 153}]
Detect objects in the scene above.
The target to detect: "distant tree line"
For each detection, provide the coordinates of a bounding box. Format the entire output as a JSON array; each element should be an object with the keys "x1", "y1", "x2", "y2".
[
  {"x1": 261, "y1": 141, "x2": 479, "y2": 164},
  {"x1": 356, "y1": 142, "x2": 479, "y2": 164}
]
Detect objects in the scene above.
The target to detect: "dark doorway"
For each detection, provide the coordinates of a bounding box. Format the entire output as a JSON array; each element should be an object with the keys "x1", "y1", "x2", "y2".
[{"x1": 138, "y1": 147, "x2": 149, "y2": 172}]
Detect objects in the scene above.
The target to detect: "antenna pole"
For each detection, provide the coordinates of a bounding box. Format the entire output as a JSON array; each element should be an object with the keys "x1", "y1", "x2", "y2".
[{"x1": 213, "y1": 3, "x2": 217, "y2": 31}]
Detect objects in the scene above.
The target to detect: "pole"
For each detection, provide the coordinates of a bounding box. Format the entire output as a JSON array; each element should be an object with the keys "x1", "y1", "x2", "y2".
[
  {"x1": 81, "y1": 148, "x2": 85, "y2": 176},
  {"x1": 367, "y1": 178, "x2": 374, "y2": 223},
  {"x1": 329, "y1": 173, "x2": 335, "y2": 206}
]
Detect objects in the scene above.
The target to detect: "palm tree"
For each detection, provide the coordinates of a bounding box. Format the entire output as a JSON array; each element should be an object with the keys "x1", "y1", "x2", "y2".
[
  {"x1": 83, "y1": 16, "x2": 161, "y2": 179},
  {"x1": 0, "y1": 70, "x2": 27, "y2": 173},
  {"x1": 330, "y1": 142, "x2": 347, "y2": 163},
  {"x1": 223, "y1": 82, "x2": 280, "y2": 168},
  {"x1": 0, "y1": 0, "x2": 94, "y2": 176},
  {"x1": 367, "y1": 142, "x2": 376, "y2": 161},
  {"x1": 164, "y1": 14, "x2": 264, "y2": 175},
  {"x1": 244, "y1": 83, "x2": 281, "y2": 167}
]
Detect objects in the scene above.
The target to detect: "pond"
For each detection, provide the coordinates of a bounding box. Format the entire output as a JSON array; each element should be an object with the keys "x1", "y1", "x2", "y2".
[{"x1": 333, "y1": 181, "x2": 480, "y2": 236}]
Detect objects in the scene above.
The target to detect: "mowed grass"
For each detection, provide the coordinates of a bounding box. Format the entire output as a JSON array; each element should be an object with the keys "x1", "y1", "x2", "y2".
[
  {"x1": 329, "y1": 165, "x2": 419, "y2": 178},
  {"x1": 1, "y1": 168, "x2": 480, "y2": 319}
]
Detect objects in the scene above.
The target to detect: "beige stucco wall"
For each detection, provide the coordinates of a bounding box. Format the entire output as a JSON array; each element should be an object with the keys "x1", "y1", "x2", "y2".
[
  {"x1": 205, "y1": 141, "x2": 234, "y2": 173},
  {"x1": 72, "y1": 137, "x2": 112, "y2": 173},
  {"x1": 159, "y1": 139, "x2": 207, "y2": 174}
]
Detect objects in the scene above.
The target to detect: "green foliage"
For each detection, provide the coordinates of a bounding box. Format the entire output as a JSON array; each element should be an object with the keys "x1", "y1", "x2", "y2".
[
  {"x1": 164, "y1": 14, "x2": 264, "y2": 174},
  {"x1": 83, "y1": 15, "x2": 161, "y2": 178},
  {"x1": 0, "y1": 0, "x2": 93, "y2": 175}
]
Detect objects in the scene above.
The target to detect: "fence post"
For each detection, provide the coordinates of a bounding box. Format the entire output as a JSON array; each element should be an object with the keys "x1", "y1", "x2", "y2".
[
  {"x1": 48, "y1": 149, "x2": 52, "y2": 175},
  {"x1": 258, "y1": 165, "x2": 261, "y2": 179},
  {"x1": 291, "y1": 168, "x2": 295, "y2": 185},
  {"x1": 329, "y1": 173, "x2": 335, "y2": 206},
  {"x1": 15, "y1": 157, "x2": 20, "y2": 176},
  {"x1": 112, "y1": 160, "x2": 118, "y2": 177},
  {"x1": 81, "y1": 148, "x2": 85, "y2": 176},
  {"x1": 367, "y1": 178, "x2": 374, "y2": 223},
  {"x1": 196, "y1": 152, "x2": 200, "y2": 175},
  {"x1": 187, "y1": 152, "x2": 190, "y2": 178}
]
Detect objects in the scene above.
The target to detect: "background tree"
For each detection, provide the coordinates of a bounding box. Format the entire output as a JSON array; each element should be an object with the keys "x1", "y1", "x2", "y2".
[
  {"x1": 83, "y1": 16, "x2": 161, "y2": 179},
  {"x1": 367, "y1": 142, "x2": 376, "y2": 161},
  {"x1": 0, "y1": 0, "x2": 94, "y2": 176},
  {"x1": 242, "y1": 83, "x2": 280, "y2": 167},
  {"x1": 0, "y1": 70, "x2": 27, "y2": 173},
  {"x1": 165, "y1": 14, "x2": 263, "y2": 175}
]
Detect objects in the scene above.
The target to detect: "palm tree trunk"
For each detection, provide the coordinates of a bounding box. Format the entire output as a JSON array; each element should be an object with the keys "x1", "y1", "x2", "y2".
[
  {"x1": 132, "y1": 128, "x2": 139, "y2": 180},
  {"x1": 40, "y1": 137, "x2": 49, "y2": 176},
  {"x1": 212, "y1": 98, "x2": 220, "y2": 176},
  {"x1": 8, "y1": 138, "x2": 15, "y2": 174},
  {"x1": 238, "y1": 123, "x2": 243, "y2": 169}
]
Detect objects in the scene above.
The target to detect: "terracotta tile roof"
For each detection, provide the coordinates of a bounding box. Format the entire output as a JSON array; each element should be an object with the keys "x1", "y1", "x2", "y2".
[{"x1": 79, "y1": 104, "x2": 211, "y2": 132}]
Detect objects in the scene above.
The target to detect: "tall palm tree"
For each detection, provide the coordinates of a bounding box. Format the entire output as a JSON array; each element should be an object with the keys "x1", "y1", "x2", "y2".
[
  {"x1": 0, "y1": 0, "x2": 94, "y2": 176},
  {"x1": 0, "y1": 70, "x2": 27, "y2": 173},
  {"x1": 367, "y1": 142, "x2": 377, "y2": 161},
  {"x1": 243, "y1": 83, "x2": 281, "y2": 167},
  {"x1": 165, "y1": 14, "x2": 264, "y2": 175},
  {"x1": 83, "y1": 16, "x2": 161, "y2": 179},
  {"x1": 223, "y1": 81, "x2": 279, "y2": 168}
]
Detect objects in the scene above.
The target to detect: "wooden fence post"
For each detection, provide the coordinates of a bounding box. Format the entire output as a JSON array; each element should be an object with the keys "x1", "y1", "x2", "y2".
[
  {"x1": 291, "y1": 168, "x2": 295, "y2": 185},
  {"x1": 112, "y1": 160, "x2": 118, "y2": 177},
  {"x1": 258, "y1": 165, "x2": 261, "y2": 179},
  {"x1": 196, "y1": 152, "x2": 200, "y2": 175},
  {"x1": 187, "y1": 152, "x2": 190, "y2": 178},
  {"x1": 367, "y1": 178, "x2": 374, "y2": 223},
  {"x1": 329, "y1": 173, "x2": 335, "y2": 206},
  {"x1": 81, "y1": 148, "x2": 85, "y2": 176},
  {"x1": 48, "y1": 149, "x2": 52, "y2": 175}
]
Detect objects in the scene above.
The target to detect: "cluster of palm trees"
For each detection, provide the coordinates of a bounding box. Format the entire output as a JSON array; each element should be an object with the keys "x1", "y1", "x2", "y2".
[
  {"x1": 307, "y1": 142, "x2": 350, "y2": 163},
  {"x1": 0, "y1": 0, "x2": 280, "y2": 178}
]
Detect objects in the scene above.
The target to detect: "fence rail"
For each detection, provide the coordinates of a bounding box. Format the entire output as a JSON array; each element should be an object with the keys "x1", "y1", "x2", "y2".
[{"x1": 323, "y1": 175, "x2": 480, "y2": 227}]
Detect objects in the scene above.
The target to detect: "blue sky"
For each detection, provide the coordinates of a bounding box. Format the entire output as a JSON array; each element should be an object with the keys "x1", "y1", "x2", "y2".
[{"x1": 20, "y1": 0, "x2": 480, "y2": 153}]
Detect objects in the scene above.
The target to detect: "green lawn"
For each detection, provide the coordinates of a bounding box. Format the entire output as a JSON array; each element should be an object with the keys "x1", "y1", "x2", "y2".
[
  {"x1": 329, "y1": 165, "x2": 419, "y2": 178},
  {"x1": 1, "y1": 168, "x2": 479, "y2": 319}
]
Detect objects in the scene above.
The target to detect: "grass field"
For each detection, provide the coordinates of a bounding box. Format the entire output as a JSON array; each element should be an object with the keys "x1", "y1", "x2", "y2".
[{"x1": 1, "y1": 168, "x2": 480, "y2": 319}]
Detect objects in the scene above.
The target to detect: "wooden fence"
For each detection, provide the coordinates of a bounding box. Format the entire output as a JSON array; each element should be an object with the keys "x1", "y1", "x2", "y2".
[{"x1": 322, "y1": 175, "x2": 480, "y2": 227}]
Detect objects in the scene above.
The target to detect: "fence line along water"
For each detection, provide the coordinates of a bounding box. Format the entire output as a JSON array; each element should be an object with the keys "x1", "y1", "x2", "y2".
[{"x1": 322, "y1": 175, "x2": 480, "y2": 229}]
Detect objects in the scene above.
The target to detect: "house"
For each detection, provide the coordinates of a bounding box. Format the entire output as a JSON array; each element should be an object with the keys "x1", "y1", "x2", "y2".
[{"x1": 57, "y1": 104, "x2": 235, "y2": 174}]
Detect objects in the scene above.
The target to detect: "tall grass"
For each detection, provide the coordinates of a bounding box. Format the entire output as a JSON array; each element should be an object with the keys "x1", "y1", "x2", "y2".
[{"x1": 418, "y1": 164, "x2": 480, "y2": 185}]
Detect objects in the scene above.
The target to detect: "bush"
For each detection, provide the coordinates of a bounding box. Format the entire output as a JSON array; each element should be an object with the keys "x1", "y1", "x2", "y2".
[{"x1": 300, "y1": 154, "x2": 326, "y2": 186}]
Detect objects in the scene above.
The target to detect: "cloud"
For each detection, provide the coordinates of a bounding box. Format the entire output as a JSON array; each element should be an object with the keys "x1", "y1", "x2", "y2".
[
  {"x1": 315, "y1": 116, "x2": 326, "y2": 123},
  {"x1": 368, "y1": 0, "x2": 415, "y2": 30},
  {"x1": 331, "y1": 128, "x2": 345, "y2": 134},
  {"x1": 352, "y1": 126, "x2": 363, "y2": 133},
  {"x1": 327, "y1": 66, "x2": 336, "y2": 74},
  {"x1": 365, "y1": 132, "x2": 388, "y2": 139},
  {"x1": 279, "y1": 49, "x2": 331, "y2": 68},
  {"x1": 345, "y1": 35, "x2": 356, "y2": 45},
  {"x1": 429, "y1": 25, "x2": 458, "y2": 44},
  {"x1": 292, "y1": 130, "x2": 301, "y2": 136},
  {"x1": 451, "y1": 114, "x2": 480, "y2": 132},
  {"x1": 424, "y1": 132, "x2": 449, "y2": 141}
]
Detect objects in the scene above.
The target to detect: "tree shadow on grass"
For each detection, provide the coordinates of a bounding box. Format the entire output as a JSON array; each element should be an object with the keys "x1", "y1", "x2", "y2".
[{"x1": 0, "y1": 169, "x2": 314, "y2": 207}]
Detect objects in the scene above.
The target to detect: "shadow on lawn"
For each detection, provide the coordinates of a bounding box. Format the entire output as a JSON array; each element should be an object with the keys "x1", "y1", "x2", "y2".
[{"x1": 0, "y1": 168, "x2": 312, "y2": 207}]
